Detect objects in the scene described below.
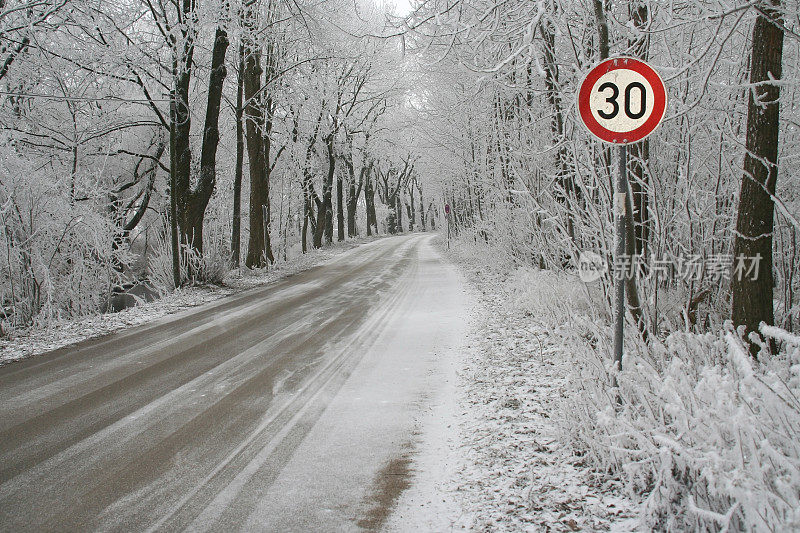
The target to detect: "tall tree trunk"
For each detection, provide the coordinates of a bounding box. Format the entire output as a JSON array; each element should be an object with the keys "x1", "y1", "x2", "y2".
[
  {"x1": 592, "y1": 0, "x2": 613, "y2": 227},
  {"x1": 540, "y1": 20, "x2": 575, "y2": 242},
  {"x1": 264, "y1": 94, "x2": 280, "y2": 256},
  {"x1": 418, "y1": 183, "x2": 426, "y2": 231},
  {"x1": 407, "y1": 186, "x2": 415, "y2": 231},
  {"x1": 302, "y1": 201, "x2": 309, "y2": 253},
  {"x1": 283, "y1": 200, "x2": 290, "y2": 261},
  {"x1": 395, "y1": 194, "x2": 404, "y2": 233},
  {"x1": 243, "y1": 30, "x2": 274, "y2": 267},
  {"x1": 312, "y1": 198, "x2": 326, "y2": 248},
  {"x1": 336, "y1": 167, "x2": 344, "y2": 241},
  {"x1": 231, "y1": 44, "x2": 244, "y2": 267},
  {"x1": 302, "y1": 155, "x2": 316, "y2": 253},
  {"x1": 620, "y1": 1, "x2": 651, "y2": 341},
  {"x1": 387, "y1": 191, "x2": 397, "y2": 234},
  {"x1": 346, "y1": 138, "x2": 367, "y2": 238},
  {"x1": 302, "y1": 172, "x2": 317, "y2": 253},
  {"x1": 188, "y1": 25, "x2": 229, "y2": 256},
  {"x1": 168, "y1": 92, "x2": 181, "y2": 288},
  {"x1": 303, "y1": 107, "x2": 324, "y2": 250},
  {"x1": 325, "y1": 207, "x2": 333, "y2": 244},
  {"x1": 629, "y1": 1, "x2": 651, "y2": 257},
  {"x1": 346, "y1": 185, "x2": 357, "y2": 237},
  {"x1": 172, "y1": 4, "x2": 194, "y2": 253},
  {"x1": 169, "y1": 9, "x2": 228, "y2": 279},
  {"x1": 388, "y1": 207, "x2": 396, "y2": 234},
  {"x1": 365, "y1": 169, "x2": 377, "y2": 236},
  {"x1": 346, "y1": 161, "x2": 361, "y2": 238},
  {"x1": 624, "y1": 175, "x2": 649, "y2": 343},
  {"x1": 592, "y1": 0, "x2": 610, "y2": 61},
  {"x1": 313, "y1": 134, "x2": 335, "y2": 248},
  {"x1": 732, "y1": 1, "x2": 784, "y2": 355}
]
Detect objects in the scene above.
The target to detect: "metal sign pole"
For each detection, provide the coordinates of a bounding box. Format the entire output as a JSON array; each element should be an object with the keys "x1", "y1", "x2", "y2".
[
  {"x1": 612, "y1": 144, "x2": 628, "y2": 387},
  {"x1": 444, "y1": 203, "x2": 451, "y2": 250},
  {"x1": 447, "y1": 214, "x2": 450, "y2": 250},
  {"x1": 577, "y1": 58, "x2": 666, "y2": 403}
]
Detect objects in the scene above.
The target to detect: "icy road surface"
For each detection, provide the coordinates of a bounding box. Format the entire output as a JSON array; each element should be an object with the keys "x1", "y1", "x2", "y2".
[{"x1": 0, "y1": 234, "x2": 469, "y2": 532}]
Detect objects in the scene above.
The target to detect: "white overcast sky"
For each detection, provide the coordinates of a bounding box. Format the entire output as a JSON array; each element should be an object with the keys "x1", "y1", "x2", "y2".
[
  {"x1": 384, "y1": 0, "x2": 414, "y2": 15},
  {"x1": 396, "y1": 0, "x2": 414, "y2": 14}
]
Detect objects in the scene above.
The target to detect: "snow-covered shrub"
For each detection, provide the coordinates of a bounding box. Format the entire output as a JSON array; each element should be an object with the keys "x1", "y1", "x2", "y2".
[
  {"x1": 454, "y1": 234, "x2": 800, "y2": 531},
  {"x1": 446, "y1": 225, "x2": 531, "y2": 279},
  {"x1": 563, "y1": 322, "x2": 800, "y2": 531},
  {"x1": 504, "y1": 266, "x2": 597, "y2": 324},
  {"x1": 148, "y1": 218, "x2": 229, "y2": 292},
  {"x1": 0, "y1": 147, "x2": 127, "y2": 335}
]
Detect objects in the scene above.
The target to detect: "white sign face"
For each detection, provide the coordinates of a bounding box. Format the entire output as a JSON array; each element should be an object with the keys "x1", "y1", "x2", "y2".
[
  {"x1": 588, "y1": 70, "x2": 656, "y2": 133},
  {"x1": 578, "y1": 57, "x2": 667, "y2": 144}
]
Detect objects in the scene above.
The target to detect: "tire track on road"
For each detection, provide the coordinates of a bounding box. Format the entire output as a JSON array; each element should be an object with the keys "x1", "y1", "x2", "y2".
[{"x1": 0, "y1": 235, "x2": 429, "y2": 532}]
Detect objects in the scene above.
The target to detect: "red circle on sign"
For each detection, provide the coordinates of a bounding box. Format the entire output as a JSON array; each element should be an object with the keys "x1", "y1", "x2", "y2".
[{"x1": 578, "y1": 57, "x2": 667, "y2": 144}]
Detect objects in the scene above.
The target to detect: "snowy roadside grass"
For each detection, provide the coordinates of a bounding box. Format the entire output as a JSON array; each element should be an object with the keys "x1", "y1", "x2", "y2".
[
  {"x1": 0, "y1": 236, "x2": 382, "y2": 365},
  {"x1": 438, "y1": 237, "x2": 640, "y2": 531},
  {"x1": 444, "y1": 235, "x2": 800, "y2": 532},
  {"x1": 566, "y1": 317, "x2": 800, "y2": 531}
]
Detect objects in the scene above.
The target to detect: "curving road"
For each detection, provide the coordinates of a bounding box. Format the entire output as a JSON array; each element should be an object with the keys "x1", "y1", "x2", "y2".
[{"x1": 0, "y1": 234, "x2": 469, "y2": 532}]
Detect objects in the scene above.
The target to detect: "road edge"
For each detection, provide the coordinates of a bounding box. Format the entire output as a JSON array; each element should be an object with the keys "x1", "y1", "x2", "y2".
[{"x1": 0, "y1": 236, "x2": 389, "y2": 366}]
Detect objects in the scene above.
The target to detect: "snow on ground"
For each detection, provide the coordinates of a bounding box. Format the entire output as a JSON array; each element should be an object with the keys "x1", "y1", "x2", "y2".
[
  {"x1": 453, "y1": 278, "x2": 640, "y2": 531},
  {"x1": 0, "y1": 237, "x2": 380, "y2": 366},
  {"x1": 389, "y1": 237, "x2": 640, "y2": 532}
]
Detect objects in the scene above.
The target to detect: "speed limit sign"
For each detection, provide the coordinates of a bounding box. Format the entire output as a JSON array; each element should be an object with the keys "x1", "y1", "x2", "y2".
[
  {"x1": 576, "y1": 57, "x2": 667, "y2": 383},
  {"x1": 578, "y1": 57, "x2": 666, "y2": 144}
]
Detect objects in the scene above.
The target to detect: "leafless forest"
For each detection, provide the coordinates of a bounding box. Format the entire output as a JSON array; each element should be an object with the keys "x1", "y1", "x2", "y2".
[{"x1": 1, "y1": 0, "x2": 800, "y2": 530}]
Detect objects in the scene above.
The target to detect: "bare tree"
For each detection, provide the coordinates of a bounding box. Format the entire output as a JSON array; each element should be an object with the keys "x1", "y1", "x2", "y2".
[
  {"x1": 731, "y1": 1, "x2": 785, "y2": 355},
  {"x1": 242, "y1": 0, "x2": 281, "y2": 267}
]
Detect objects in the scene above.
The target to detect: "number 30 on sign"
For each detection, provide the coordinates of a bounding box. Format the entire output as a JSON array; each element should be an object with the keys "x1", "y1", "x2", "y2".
[{"x1": 577, "y1": 57, "x2": 667, "y2": 145}]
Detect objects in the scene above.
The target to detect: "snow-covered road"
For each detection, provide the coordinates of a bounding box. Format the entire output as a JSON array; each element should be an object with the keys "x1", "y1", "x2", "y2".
[{"x1": 0, "y1": 234, "x2": 469, "y2": 532}]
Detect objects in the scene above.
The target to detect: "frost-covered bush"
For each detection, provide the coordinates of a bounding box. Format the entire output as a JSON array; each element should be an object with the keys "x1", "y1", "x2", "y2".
[
  {"x1": 0, "y1": 148, "x2": 127, "y2": 335},
  {"x1": 563, "y1": 322, "x2": 800, "y2": 531},
  {"x1": 504, "y1": 266, "x2": 597, "y2": 324},
  {"x1": 454, "y1": 238, "x2": 800, "y2": 531},
  {"x1": 148, "y1": 218, "x2": 229, "y2": 292}
]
